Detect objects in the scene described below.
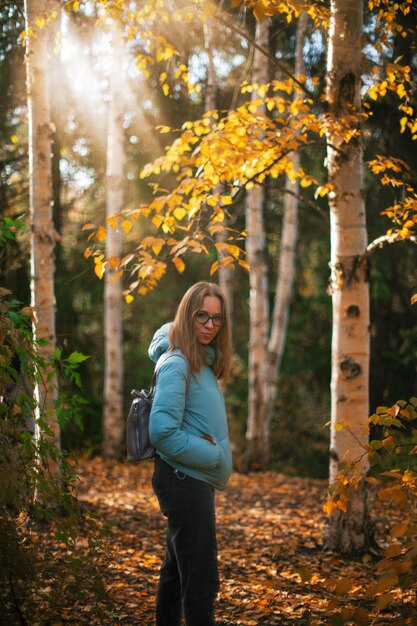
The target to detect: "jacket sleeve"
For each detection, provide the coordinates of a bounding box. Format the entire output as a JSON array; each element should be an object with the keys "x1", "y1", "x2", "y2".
[{"x1": 149, "y1": 356, "x2": 222, "y2": 469}]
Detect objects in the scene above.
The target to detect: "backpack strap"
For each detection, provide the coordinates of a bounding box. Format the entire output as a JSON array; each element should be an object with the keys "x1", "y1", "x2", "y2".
[{"x1": 152, "y1": 353, "x2": 191, "y2": 396}]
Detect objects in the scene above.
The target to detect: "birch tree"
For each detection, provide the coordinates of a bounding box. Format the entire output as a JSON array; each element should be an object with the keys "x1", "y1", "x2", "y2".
[
  {"x1": 244, "y1": 18, "x2": 270, "y2": 471},
  {"x1": 265, "y1": 12, "x2": 308, "y2": 462},
  {"x1": 24, "y1": 0, "x2": 60, "y2": 462},
  {"x1": 102, "y1": 39, "x2": 125, "y2": 459},
  {"x1": 324, "y1": 0, "x2": 372, "y2": 553}
]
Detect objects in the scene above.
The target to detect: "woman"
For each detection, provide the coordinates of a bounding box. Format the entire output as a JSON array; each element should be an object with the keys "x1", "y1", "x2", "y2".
[{"x1": 149, "y1": 281, "x2": 233, "y2": 626}]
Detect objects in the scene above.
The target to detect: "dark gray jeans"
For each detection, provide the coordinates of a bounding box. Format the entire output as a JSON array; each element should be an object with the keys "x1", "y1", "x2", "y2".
[{"x1": 152, "y1": 456, "x2": 219, "y2": 626}]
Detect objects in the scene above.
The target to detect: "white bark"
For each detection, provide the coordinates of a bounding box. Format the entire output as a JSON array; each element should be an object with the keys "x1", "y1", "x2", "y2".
[
  {"x1": 266, "y1": 12, "x2": 308, "y2": 450},
  {"x1": 24, "y1": 0, "x2": 60, "y2": 457},
  {"x1": 325, "y1": 0, "x2": 371, "y2": 553},
  {"x1": 103, "y1": 41, "x2": 125, "y2": 459},
  {"x1": 245, "y1": 19, "x2": 270, "y2": 470}
]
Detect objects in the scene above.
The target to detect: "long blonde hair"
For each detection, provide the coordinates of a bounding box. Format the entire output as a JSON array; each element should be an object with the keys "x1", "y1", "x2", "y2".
[{"x1": 169, "y1": 282, "x2": 232, "y2": 382}]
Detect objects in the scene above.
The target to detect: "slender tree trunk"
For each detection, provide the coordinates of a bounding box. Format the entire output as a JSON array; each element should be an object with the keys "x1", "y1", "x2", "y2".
[
  {"x1": 24, "y1": 0, "x2": 60, "y2": 466},
  {"x1": 102, "y1": 41, "x2": 125, "y2": 459},
  {"x1": 204, "y1": 22, "x2": 234, "y2": 323},
  {"x1": 244, "y1": 18, "x2": 270, "y2": 471},
  {"x1": 49, "y1": 3, "x2": 63, "y2": 261},
  {"x1": 265, "y1": 12, "x2": 308, "y2": 461},
  {"x1": 324, "y1": 0, "x2": 372, "y2": 553}
]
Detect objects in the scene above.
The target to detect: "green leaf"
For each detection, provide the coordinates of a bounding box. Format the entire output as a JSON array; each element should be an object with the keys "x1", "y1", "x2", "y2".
[
  {"x1": 70, "y1": 371, "x2": 82, "y2": 388},
  {"x1": 66, "y1": 351, "x2": 89, "y2": 365}
]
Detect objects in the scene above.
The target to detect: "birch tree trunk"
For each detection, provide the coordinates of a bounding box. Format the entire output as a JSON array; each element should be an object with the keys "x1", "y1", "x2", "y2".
[
  {"x1": 244, "y1": 18, "x2": 270, "y2": 471},
  {"x1": 24, "y1": 0, "x2": 60, "y2": 463},
  {"x1": 265, "y1": 12, "x2": 308, "y2": 461},
  {"x1": 324, "y1": 0, "x2": 372, "y2": 553},
  {"x1": 102, "y1": 41, "x2": 125, "y2": 459},
  {"x1": 204, "y1": 23, "x2": 234, "y2": 323},
  {"x1": 49, "y1": 1, "x2": 63, "y2": 266}
]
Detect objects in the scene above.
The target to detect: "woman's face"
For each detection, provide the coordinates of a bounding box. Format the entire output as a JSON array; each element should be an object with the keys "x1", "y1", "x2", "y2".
[{"x1": 194, "y1": 295, "x2": 223, "y2": 345}]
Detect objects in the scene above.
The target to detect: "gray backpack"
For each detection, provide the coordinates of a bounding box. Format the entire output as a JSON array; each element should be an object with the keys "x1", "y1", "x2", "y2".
[{"x1": 126, "y1": 354, "x2": 190, "y2": 462}]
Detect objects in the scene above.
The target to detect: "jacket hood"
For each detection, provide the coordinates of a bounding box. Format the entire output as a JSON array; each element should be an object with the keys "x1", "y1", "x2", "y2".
[
  {"x1": 149, "y1": 323, "x2": 172, "y2": 363},
  {"x1": 149, "y1": 322, "x2": 216, "y2": 366}
]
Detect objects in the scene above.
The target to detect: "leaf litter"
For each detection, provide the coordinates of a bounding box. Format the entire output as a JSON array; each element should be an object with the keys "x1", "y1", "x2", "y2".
[{"x1": 62, "y1": 457, "x2": 417, "y2": 625}]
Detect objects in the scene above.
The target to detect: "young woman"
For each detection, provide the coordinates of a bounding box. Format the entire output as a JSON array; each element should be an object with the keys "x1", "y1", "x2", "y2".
[{"x1": 149, "y1": 281, "x2": 233, "y2": 626}]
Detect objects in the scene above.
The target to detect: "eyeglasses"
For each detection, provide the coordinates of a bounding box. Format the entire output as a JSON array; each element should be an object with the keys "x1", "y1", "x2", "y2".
[{"x1": 195, "y1": 311, "x2": 223, "y2": 327}]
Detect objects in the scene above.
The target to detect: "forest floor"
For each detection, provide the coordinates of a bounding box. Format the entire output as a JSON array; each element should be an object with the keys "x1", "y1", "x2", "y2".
[{"x1": 34, "y1": 457, "x2": 417, "y2": 625}]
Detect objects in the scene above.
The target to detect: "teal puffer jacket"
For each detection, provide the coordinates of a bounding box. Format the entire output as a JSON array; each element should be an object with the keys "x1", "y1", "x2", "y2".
[{"x1": 148, "y1": 323, "x2": 233, "y2": 490}]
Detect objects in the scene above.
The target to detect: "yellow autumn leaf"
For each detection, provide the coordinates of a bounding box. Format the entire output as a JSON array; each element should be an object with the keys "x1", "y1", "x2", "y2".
[
  {"x1": 225, "y1": 244, "x2": 241, "y2": 258},
  {"x1": 125, "y1": 294, "x2": 134, "y2": 304},
  {"x1": 207, "y1": 196, "x2": 218, "y2": 207},
  {"x1": 150, "y1": 196, "x2": 168, "y2": 213},
  {"x1": 213, "y1": 209, "x2": 224, "y2": 223},
  {"x1": 368, "y1": 85, "x2": 379, "y2": 101},
  {"x1": 152, "y1": 215, "x2": 164, "y2": 228},
  {"x1": 402, "y1": 469, "x2": 417, "y2": 484},
  {"x1": 108, "y1": 256, "x2": 119, "y2": 270},
  {"x1": 162, "y1": 84, "x2": 170, "y2": 96},
  {"x1": 323, "y1": 498, "x2": 338, "y2": 515},
  {"x1": 106, "y1": 215, "x2": 118, "y2": 229},
  {"x1": 151, "y1": 245, "x2": 165, "y2": 259},
  {"x1": 172, "y1": 257, "x2": 185, "y2": 273},
  {"x1": 173, "y1": 207, "x2": 186, "y2": 220},
  {"x1": 121, "y1": 220, "x2": 133, "y2": 234},
  {"x1": 397, "y1": 83, "x2": 407, "y2": 99},
  {"x1": 337, "y1": 497, "x2": 349, "y2": 513},
  {"x1": 210, "y1": 260, "x2": 219, "y2": 276},
  {"x1": 400, "y1": 117, "x2": 408, "y2": 133},
  {"x1": 220, "y1": 256, "x2": 235, "y2": 269},
  {"x1": 314, "y1": 185, "x2": 329, "y2": 199},
  {"x1": 94, "y1": 255, "x2": 104, "y2": 279},
  {"x1": 121, "y1": 253, "x2": 134, "y2": 267},
  {"x1": 96, "y1": 226, "x2": 107, "y2": 242}
]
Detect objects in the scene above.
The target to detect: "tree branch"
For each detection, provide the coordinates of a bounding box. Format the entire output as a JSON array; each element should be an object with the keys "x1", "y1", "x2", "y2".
[
  {"x1": 214, "y1": 12, "x2": 316, "y2": 99},
  {"x1": 366, "y1": 234, "x2": 417, "y2": 257}
]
